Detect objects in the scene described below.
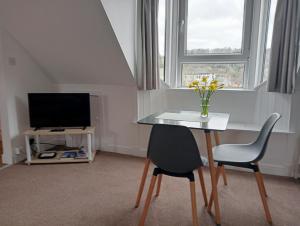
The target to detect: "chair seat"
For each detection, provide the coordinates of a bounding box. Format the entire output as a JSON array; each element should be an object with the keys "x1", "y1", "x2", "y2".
[{"x1": 213, "y1": 144, "x2": 259, "y2": 164}]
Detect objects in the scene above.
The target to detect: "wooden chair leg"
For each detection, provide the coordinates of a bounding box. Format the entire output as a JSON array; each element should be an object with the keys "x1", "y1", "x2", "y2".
[
  {"x1": 138, "y1": 175, "x2": 157, "y2": 226},
  {"x1": 155, "y1": 174, "x2": 162, "y2": 197},
  {"x1": 256, "y1": 164, "x2": 267, "y2": 197},
  {"x1": 197, "y1": 167, "x2": 208, "y2": 206},
  {"x1": 255, "y1": 172, "x2": 272, "y2": 224},
  {"x1": 221, "y1": 165, "x2": 228, "y2": 186},
  {"x1": 259, "y1": 173, "x2": 268, "y2": 197},
  {"x1": 208, "y1": 165, "x2": 222, "y2": 212},
  {"x1": 190, "y1": 181, "x2": 199, "y2": 226},
  {"x1": 135, "y1": 159, "x2": 151, "y2": 208},
  {"x1": 214, "y1": 131, "x2": 228, "y2": 186}
]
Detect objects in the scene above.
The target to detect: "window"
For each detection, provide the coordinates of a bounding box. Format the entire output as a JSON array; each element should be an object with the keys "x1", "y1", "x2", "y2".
[
  {"x1": 263, "y1": 0, "x2": 277, "y2": 81},
  {"x1": 158, "y1": 0, "x2": 166, "y2": 81},
  {"x1": 178, "y1": 0, "x2": 253, "y2": 88},
  {"x1": 157, "y1": 0, "x2": 276, "y2": 89},
  {"x1": 185, "y1": 0, "x2": 245, "y2": 55},
  {"x1": 182, "y1": 63, "x2": 245, "y2": 88}
]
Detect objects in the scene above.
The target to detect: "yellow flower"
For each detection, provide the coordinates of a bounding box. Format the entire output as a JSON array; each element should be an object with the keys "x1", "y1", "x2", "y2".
[
  {"x1": 209, "y1": 83, "x2": 217, "y2": 91},
  {"x1": 189, "y1": 78, "x2": 223, "y2": 92},
  {"x1": 192, "y1": 80, "x2": 200, "y2": 86},
  {"x1": 211, "y1": 79, "x2": 218, "y2": 85},
  {"x1": 188, "y1": 80, "x2": 200, "y2": 88},
  {"x1": 201, "y1": 76, "x2": 208, "y2": 83}
]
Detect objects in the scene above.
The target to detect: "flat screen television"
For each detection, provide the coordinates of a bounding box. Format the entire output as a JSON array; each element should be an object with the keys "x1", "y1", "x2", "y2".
[{"x1": 28, "y1": 93, "x2": 91, "y2": 128}]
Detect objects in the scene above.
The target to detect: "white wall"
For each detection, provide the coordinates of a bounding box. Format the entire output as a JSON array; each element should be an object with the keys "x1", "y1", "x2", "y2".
[
  {"x1": 136, "y1": 85, "x2": 298, "y2": 177},
  {"x1": 68, "y1": 83, "x2": 295, "y2": 177},
  {"x1": 0, "y1": 0, "x2": 137, "y2": 164},
  {"x1": 57, "y1": 84, "x2": 142, "y2": 156},
  {"x1": 101, "y1": 0, "x2": 136, "y2": 75},
  {"x1": 0, "y1": 0, "x2": 134, "y2": 86},
  {"x1": 0, "y1": 29, "x2": 10, "y2": 164},
  {"x1": 163, "y1": 84, "x2": 292, "y2": 132},
  {"x1": 56, "y1": 80, "x2": 299, "y2": 177},
  {"x1": 0, "y1": 30, "x2": 57, "y2": 164}
]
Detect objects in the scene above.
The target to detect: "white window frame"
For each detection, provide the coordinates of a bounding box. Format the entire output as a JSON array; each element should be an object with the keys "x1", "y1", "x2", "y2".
[{"x1": 163, "y1": 0, "x2": 265, "y2": 90}]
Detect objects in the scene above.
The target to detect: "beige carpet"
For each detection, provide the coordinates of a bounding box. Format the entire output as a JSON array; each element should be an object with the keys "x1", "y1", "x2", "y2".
[{"x1": 0, "y1": 152, "x2": 299, "y2": 226}]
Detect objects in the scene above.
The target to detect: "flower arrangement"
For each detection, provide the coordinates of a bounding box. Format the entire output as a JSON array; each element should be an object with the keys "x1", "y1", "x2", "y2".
[{"x1": 188, "y1": 76, "x2": 224, "y2": 117}]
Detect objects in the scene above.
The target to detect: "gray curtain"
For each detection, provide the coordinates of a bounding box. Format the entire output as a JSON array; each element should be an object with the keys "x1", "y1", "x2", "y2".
[
  {"x1": 268, "y1": 0, "x2": 300, "y2": 94},
  {"x1": 135, "y1": 0, "x2": 159, "y2": 90}
]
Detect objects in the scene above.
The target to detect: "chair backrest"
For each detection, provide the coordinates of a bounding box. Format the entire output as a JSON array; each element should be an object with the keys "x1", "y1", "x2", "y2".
[
  {"x1": 147, "y1": 124, "x2": 203, "y2": 174},
  {"x1": 252, "y1": 113, "x2": 281, "y2": 162}
]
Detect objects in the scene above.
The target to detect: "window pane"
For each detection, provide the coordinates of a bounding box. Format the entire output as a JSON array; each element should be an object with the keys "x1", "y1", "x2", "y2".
[
  {"x1": 186, "y1": 0, "x2": 245, "y2": 55},
  {"x1": 263, "y1": 0, "x2": 277, "y2": 81},
  {"x1": 158, "y1": 0, "x2": 166, "y2": 81},
  {"x1": 182, "y1": 63, "x2": 244, "y2": 88}
]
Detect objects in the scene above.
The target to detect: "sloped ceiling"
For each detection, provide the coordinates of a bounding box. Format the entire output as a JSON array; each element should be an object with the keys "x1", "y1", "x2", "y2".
[
  {"x1": 0, "y1": 0, "x2": 135, "y2": 86},
  {"x1": 101, "y1": 0, "x2": 135, "y2": 76}
]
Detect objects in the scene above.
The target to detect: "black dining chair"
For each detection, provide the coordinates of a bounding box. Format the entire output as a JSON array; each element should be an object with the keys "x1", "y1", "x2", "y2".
[
  {"x1": 138, "y1": 124, "x2": 208, "y2": 226},
  {"x1": 207, "y1": 113, "x2": 281, "y2": 224}
]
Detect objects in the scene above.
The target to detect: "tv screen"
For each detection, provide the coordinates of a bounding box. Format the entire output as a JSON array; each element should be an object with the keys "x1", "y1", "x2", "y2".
[{"x1": 28, "y1": 93, "x2": 91, "y2": 128}]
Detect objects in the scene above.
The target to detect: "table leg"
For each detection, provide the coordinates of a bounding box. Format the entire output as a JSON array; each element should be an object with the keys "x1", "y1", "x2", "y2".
[
  {"x1": 25, "y1": 135, "x2": 32, "y2": 165},
  {"x1": 213, "y1": 131, "x2": 228, "y2": 186},
  {"x1": 205, "y1": 131, "x2": 221, "y2": 225}
]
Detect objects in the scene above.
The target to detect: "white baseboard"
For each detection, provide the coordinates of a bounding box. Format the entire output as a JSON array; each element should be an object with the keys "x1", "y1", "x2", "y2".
[
  {"x1": 100, "y1": 144, "x2": 293, "y2": 177},
  {"x1": 0, "y1": 164, "x2": 11, "y2": 171},
  {"x1": 9, "y1": 143, "x2": 294, "y2": 177},
  {"x1": 259, "y1": 163, "x2": 292, "y2": 177},
  {"x1": 294, "y1": 165, "x2": 300, "y2": 179},
  {"x1": 100, "y1": 144, "x2": 147, "y2": 158}
]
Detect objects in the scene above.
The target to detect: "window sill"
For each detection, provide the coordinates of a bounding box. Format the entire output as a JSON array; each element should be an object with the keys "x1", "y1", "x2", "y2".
[
  {"x1": 227, "y1": 122, "x2": 294, "y2": 134},
  {"x1": 166, "y1": 87, "x2": 256, "y2": 92}
]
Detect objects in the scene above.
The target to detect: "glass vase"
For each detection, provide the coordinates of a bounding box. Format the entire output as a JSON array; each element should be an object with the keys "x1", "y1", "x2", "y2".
[{"x1": 201, "y1": 98, "x2": 210, "y2": 118}]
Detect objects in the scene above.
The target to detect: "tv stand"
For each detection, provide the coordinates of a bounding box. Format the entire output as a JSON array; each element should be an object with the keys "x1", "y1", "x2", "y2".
[
  {"x1": 34, "y1": 127, "x2": 41, "y2": 131},
  {"x1": 24, "y1": 127, "x2": 95, "y2": 165},
  {"x1": 50, "y1": 128, "x2": 65, "y2": 132}
]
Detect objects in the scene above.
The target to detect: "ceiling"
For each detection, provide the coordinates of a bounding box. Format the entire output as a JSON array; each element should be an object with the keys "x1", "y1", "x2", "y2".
[{"x1": 0, "y1": 0, "x2": 135, "y2": 86}]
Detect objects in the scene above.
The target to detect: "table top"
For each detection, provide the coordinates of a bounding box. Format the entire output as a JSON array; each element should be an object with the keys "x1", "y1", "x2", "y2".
[{"x1": 137, "y1": 111, "x2": 230, "y2": 131}]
